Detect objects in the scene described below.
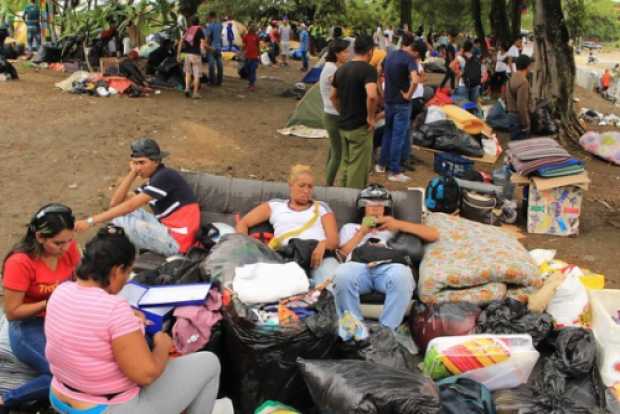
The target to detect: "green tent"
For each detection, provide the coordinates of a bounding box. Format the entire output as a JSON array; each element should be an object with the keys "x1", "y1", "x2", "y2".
[{"x1": 286, "y1": 83, "x2": 325, "y2": 129}]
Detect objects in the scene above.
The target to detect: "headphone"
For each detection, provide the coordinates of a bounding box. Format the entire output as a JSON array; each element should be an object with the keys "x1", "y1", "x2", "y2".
[{"x1": 29, "y1": 204, "x2": 75, "y2": 233}]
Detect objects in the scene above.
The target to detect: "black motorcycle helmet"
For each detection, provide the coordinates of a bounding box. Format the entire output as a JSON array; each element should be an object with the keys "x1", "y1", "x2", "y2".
[{"x1": 356, "y1": 184, "x2": 393, "y2": 215}]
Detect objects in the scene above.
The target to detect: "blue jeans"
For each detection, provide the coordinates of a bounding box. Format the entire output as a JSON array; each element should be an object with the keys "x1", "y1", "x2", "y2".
[
  {"x1": 334, "y1": 262, "x2": 415, "y2": 330},
  {"x1": 300, "y1": 50, "x2": 308, "y2": 70},
  {"x1": 246, "y1": 58, "x2": 259, "y2": 86},
  {"x1": 5, "y1": 318, "x2": 51, "y2": 408},
  {"x1": 207, "y1": 50, "x2": 223, "y2": 85},
  {"x1": 27, "y1": 28, "x2": 41, "y2": 52},
  {"x1": 379, "y1": 103, "x2": 412, "y2": 174},
  {"x1": 112, "y1": 209, "x2": 180, "y2": 256},
  {"x1": 310, "y1": 257, "x2": 340, "y2": 288},
  {"x1": 462, "y1": 85, "x2": 480, "y2": 103}
]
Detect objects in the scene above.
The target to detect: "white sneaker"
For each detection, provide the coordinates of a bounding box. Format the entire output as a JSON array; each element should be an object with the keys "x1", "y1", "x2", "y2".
[
  {"x1": 211, "y1": 398, "x2": 234, "y2": 414},
  {"x1": 374, "y1": 164, "x2": 386, "y2": 174},
  {"x1": 387, "y1": 173, "x2": 411, "y2": 183}
]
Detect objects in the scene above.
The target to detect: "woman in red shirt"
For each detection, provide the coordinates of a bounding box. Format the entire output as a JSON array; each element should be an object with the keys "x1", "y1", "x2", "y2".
[{"x1": 1, "y1": 204, "x2": 79, "y2": 412}]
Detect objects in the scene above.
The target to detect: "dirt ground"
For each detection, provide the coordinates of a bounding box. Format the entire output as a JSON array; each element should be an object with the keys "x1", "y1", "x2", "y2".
[{"x1": 0, "y1": 60, "x2": 619, "y2": 287}]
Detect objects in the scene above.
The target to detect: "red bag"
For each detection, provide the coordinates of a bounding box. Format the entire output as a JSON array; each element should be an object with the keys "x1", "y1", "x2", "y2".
[{"x1": 410, "y1": 302, "x2": 481, "y2": 352}]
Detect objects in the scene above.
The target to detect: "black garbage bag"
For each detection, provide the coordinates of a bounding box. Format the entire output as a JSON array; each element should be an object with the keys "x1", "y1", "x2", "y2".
[
  {"x1": 335, "y1": 324, "x2": 419, "y2": 371},
  {"x1": 222, "y1": 291, "x2": 339, "y2": 414},
  {"x1": 420, "y1": 120, "x2": 484, "y2": 157},
  {"x1": 298, "y1": 358, "x2": 440, "y2": 414},
  {"x1": 133, "y1": 248, "x2": 210, "y2": 286},
  {"x1": 531, "y1": 100, "x2": 558, "y2": 136},
  {"x1": 0, "y1": 56, "x2": 18, "y2": 80},
  {"x1": 475, "y1": 298, "x2": 554, "y2": 347},
  {"x1": 411, "y1": 129, "x2": 434, "y2": 148},
  {"x1": 201, "y1": 234, "x2": 284, "y2": 284},
  {"x1": 438, "y1": 377, "x2": 496, "y2": 414},
  {"x1": 411, "y1": 302, "x2": 481, "y2": 352}
]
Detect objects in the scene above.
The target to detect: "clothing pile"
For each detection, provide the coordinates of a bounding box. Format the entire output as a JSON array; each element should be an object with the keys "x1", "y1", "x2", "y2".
[
  {"x1": 507, "y1": 137, "x2": 585, "y2": 177},
  {"x1": 58, "y1": 73, "x2": 144, "y2": 97}
]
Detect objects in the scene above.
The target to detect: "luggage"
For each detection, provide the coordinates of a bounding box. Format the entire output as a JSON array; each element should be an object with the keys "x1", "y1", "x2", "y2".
[
  {"x1": 433, "y1": 152, "x2": 474, "y2": 178},
  {"x1": 425, "y1": 176, "x2": 461, "y2": 213},
  {"x1": 460, "y1": 191, "x2": 497, "y2": 225}
]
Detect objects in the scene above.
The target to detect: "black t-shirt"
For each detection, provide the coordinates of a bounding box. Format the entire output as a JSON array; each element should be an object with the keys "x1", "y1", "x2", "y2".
[
  {"x1": 182, "y1": 27, "x2": 205, "y2": 55},
  {"x1": 332, "y1": 61, "x2": 378, "y2": 130},
  {"x1": 137, "y1": 165, "x2": 197, "y2": 219},
  {"x1": 383, "y1": 50, "x2": 418, "y2": 105},
  {"x1": 445, "y1": 44, "x2": 456, "y2": 64}
]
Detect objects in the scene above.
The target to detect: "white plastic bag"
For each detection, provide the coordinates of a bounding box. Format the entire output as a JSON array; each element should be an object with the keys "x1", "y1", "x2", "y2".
[
  {"x1": 425, "y1": 106, "x2": 447, "y2": 124},
  {"x1": 233, "y1": 262, "x2": 309, "y2": 305},
  {"x1": 423, "y1": 334, "x2": 539, "y2": 391},
  {"x1": 260, "y1": 52, "x2": 271, "y2": 66},
  {"x1": 546, "y1": 266, "x2": 589, "y2": 327}
]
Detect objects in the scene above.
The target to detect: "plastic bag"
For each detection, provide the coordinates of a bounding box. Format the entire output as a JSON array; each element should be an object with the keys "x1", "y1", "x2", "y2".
[
  {"x1": 423, "y1": 334, "x2": 539, "y2": 391},
  {"x1": 419, "y1": 120, "x2": 483, "y2": 157},
  {"x1": 133, "y1": 248, "x2": 210, "y2": 286},
  {"x1": 222, "y1": 291, "x2": 338, "y2": 414},
  {"x1": 410, "y1": 302, "x2": 481, "y2": 352},
  {"x1": 475, "y1": 298, "x2": 554, "y2": 347},
  {"x1": 335, "y1": 324, "x2": 419, "y2": 371},
  {"x1": 411, "y1": 129, "x2": 434, "y2": 148},
  {"x1": 201, "y1": 234, "x2": 284, "y2": 285},
  {"x1": 298, "y1": 359, "x2": 440, "y2": 414},
  {"x1": 425, "y1": 106, "x2": 447, "y2": 124},
  {"x1": 531, "y1": 101, "x2": 558, "y2": 136},
  {"x1": 546, "y1": 266, "x2": 590, "y2": 327},
  {"x1": 438, "y1": 377, "x2": 496, "y2": 414}
]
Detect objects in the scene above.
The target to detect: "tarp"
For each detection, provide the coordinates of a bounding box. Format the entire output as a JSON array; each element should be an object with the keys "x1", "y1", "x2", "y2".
[{"x1": 286, "y1": 83, "x2": 325, "y2": 130}]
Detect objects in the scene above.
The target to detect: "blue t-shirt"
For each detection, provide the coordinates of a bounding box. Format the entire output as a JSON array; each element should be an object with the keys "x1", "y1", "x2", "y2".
[
  {"x1": 383, "y1": 50, "x2": 418, "y2": 105},
  {"x1": 300, "y1": 30, "x2": 309, "y2": 52},
  {"x1": 23, "y1": 4, "x2": 40, "y2": 30},
  {"x1": 204, "y1": 22, "x2": 223, "y2": 51}
]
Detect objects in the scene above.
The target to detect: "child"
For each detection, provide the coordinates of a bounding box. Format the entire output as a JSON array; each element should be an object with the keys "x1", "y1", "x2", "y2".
[{"x1": 242, "y1": 24, "x2": 261, "y2": 91}]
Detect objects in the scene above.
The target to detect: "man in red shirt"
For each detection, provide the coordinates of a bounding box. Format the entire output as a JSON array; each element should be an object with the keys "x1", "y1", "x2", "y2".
[{"x1": 243, "y1": 24, "x2": 261, "y2": 91}]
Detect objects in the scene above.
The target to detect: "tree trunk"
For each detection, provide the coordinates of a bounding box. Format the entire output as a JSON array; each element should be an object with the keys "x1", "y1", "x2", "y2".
[
  {"x1": 510, "y1": 0, "x2": 522, "y2": 41},
  {"x1": 471, "y1": 0, "x2": 488, "y2": 57},
  {"x1": 490, "y1": 0, "x2": 511, "y2": 47},
  {"x1": 531, "y1": 0, "x2": 584, "y2": 145},
  {"x1": 400, "y1": 0, "x2": 412, "y2": 30}
]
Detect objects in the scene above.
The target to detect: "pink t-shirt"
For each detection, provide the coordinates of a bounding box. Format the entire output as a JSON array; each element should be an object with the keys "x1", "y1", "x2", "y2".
[{"x1": 45, "y1": 282, "x2": 143, "y2": 405}]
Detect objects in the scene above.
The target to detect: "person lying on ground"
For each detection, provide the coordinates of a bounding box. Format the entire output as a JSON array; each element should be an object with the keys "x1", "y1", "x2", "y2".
[
  {"x1": 74, "y1": 138, "x2": 200, "y2": 257},
  {"x1": 45, "y1": 225, "x2": 221, "y2": 414},
  {"x1": 333, "y1": 184, "x2": 438, "y2": 330},
  {"x1": 235, "y1": 164, "x2": 340, "y2": 285},
  {"x1": 0, "y1": 204, "x2": 79, "y2": 413}
]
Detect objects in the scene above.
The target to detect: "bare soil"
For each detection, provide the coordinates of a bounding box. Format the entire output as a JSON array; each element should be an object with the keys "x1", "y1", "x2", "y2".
[{"x1": 0, "y1": 61, "x2": 619, "y2": 287}]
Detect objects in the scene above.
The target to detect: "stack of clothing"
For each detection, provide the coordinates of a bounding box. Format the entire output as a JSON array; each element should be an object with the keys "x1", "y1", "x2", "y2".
[{"x1": 507, "y1": 138, "x2": 585, "y2": 177}]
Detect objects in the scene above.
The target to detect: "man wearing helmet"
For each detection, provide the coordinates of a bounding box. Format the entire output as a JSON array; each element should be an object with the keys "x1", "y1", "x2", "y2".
[{"x1": 334, "y1": 184, "x2": 438, "y2": 329}]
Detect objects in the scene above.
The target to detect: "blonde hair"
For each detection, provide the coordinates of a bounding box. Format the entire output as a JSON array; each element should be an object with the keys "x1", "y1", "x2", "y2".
[{"x1": 288, "y1": 164, "x2": 313, "y2": 184}]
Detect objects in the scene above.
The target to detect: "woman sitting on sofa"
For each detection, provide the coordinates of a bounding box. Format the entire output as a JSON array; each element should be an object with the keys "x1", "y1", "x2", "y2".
[
  {"x1": 236, "y1": 164, "x2": 340, "y2": 285},
  {"x1": 45, "y1": 225, "x2": 221, "y2": 414},
  {"x1": 334, "y1": 184, "x2": 439, "y2": 330}
]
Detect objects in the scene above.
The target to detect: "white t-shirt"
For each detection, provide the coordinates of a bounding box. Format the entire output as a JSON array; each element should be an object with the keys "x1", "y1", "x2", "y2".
[
  {"x1": 412, "y1": 64, "x2": 425, "y2": 99},
  {"x1": 280, "y1": 25, "x2": 291, "y2": 43},
  {"x1": 507, "y1": 45, "x2": 520, "y2": 73},
  {"x1": 268, "y1": 199, "x2": 332, "y2": 246},
  {"x1": 319, "y1": 62, "x2": 339, "y2": 115},
  {"x1": 495, "y1": 51, "x2": 509, "y2": 73},
  {"x1": 340, "y1": 223, "x2": 395, "y2": 249}
]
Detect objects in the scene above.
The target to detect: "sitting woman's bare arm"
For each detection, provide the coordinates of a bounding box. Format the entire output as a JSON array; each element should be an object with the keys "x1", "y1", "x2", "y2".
[{"x1": 235, "y1": 203, "x2": 271, "y2": 234}]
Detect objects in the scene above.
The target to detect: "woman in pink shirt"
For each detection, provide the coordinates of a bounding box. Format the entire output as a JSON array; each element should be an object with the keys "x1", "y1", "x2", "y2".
[{"x1": 44, "y1": 225, "x2": 220, "y2": 414}]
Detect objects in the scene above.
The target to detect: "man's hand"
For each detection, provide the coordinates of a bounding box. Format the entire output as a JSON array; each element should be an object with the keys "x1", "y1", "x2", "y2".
[
  {"x1": 128, "y1": 161, "x2": 140, "y2": 176},
  {"x1": 367, "y1": 116, "x2": 376, "y2": 131},
  {"x1": 310, "y1": 240, "x2": 327, "y2": 269},
  {"x1": 74, "y1": 220, "x2": 91, "y2": 233},
  {"x1": 376, "y1": 216, "x2": 400, "y2": 232},
  {"x1": 400, "y1": 90, "x2": 412, "y2": 101}
]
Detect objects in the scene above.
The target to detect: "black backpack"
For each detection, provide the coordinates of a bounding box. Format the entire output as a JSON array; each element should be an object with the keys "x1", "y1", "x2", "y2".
[
  {"x1": 463, "y1": 55, "x2": 482, "y2": 88},
  {"x1": 425, "y1": 176, "x2": 461, "y2": 213}
]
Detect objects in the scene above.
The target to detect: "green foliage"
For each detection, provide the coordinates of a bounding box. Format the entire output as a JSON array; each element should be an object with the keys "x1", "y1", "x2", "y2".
[{"x1": 564, "y1": 0, "x2": 620, "y2": 41}]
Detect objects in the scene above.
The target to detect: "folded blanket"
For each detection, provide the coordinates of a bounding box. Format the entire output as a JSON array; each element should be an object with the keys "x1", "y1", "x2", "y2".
[
  {"x1": 537, "y1": 165, "x2": 585, "y2": 178},
  {"x1": 418, "y1": 213, "x2": 542, "y2": 305},
  {"x1": 509, "y1": 154, "x2": 571, "y2": 176}
]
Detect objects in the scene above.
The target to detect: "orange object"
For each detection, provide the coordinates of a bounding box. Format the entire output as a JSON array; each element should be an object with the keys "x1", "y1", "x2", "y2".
[
  {"x1": 602, "y1": 71, "x2": 612, "y2": 89},
  {"x1": 278, "y1": 303, "x2": 299, "y2": 326}
]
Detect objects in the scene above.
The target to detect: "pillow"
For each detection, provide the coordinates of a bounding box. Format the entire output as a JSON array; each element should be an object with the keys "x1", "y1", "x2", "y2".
[{"x1": 418, "y1": 213, "x2": 542, "y2": 305}]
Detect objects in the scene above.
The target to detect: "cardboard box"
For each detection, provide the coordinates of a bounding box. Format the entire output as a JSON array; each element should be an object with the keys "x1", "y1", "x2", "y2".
[
  {"x1": 99, "y1": 57, "x2": 120, "y2": 75},
  {"x1": 526, "y1": 173, "x2": 590, "y2": 236}
]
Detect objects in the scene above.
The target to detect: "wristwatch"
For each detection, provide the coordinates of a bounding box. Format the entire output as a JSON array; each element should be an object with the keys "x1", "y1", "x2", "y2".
[{"x1": 87, "y1": 217, "x2": 95, "y2": 226}]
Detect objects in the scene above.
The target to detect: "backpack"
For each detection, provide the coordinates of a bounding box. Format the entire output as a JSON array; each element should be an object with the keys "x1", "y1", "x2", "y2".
[
  {"x1": 438, "y1": 377, "x2": 496, "y2": 414},
  {"x1": 425, "y1": 176, "x2": 461, "y2": 213},
  {"x1": 463, "y1": 55, "x2": 482, "y2": 88}
]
